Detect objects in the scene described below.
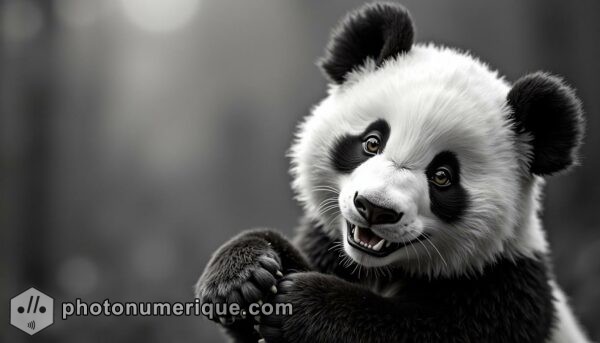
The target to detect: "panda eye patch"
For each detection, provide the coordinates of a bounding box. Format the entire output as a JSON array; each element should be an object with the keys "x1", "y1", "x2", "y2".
[
  {"x1": 363, "y1": 135, "x2": 381, "y2": 155},
  {"x1": 330, "y1": 119, "x2": 390, "y2": 173},
  {"x1": 425, "y1": 151, "x2": 468, "y2": 223},
  {"x1": 430, "y1": 167, "x2": 452, "y2": 187}
]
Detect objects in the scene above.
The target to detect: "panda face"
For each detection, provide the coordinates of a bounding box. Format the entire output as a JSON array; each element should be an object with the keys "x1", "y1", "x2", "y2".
[
  {"x1": 291, "y1": 46, "x2": 526, "y2": 275},
  {"x1": 291, "y1": 3, "x2": 583, "y2": 277}
]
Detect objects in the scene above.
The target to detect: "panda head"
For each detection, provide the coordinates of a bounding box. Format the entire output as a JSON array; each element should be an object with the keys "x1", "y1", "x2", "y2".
[{"x1": 290, "y1": 3, "x2": 584, "y2": 276}]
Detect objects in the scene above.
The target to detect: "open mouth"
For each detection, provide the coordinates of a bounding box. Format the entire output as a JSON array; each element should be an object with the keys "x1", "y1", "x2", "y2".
[{"x1": 346, "y1": 221, "x2": 428, "y2": 257}]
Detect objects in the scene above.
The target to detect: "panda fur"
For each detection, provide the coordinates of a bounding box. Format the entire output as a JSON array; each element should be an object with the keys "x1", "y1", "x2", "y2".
[{"x1": 195, "y1": 3, "x2": 590, "y2": 343}]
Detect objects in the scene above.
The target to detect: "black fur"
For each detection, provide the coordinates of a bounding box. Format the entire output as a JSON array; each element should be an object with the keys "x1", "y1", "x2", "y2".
[
  {"x1": 319, "y1": 2, "x2": 414, "y2": 84},
  {"x1": 425, "y1": 151, "x2": 468, "y2": 223},
  {"x1": 507, "y1": 72, "x2": 584, "y2": 175},
  {"x1": 330, "y1": 119, "x2": 390, "y2": 173},
  {"x1": 267, "y1": 223, "x2": 555, "y2": 343},
  {"x1": 197, "y1": 222, "x2": 555, "y2": 343},
  {"x1": 261, "y1": 258, "x2": 554, "y2": 343}
]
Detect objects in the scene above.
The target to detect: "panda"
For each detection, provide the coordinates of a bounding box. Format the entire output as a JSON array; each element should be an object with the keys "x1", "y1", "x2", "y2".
[{"x1": 195, "y1": 3, "x2": 590, "y2": 343}]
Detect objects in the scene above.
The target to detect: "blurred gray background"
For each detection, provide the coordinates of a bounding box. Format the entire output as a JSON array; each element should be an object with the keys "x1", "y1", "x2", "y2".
[{"x1": 1, "y1": 0, "x2": 599, "y2": 342}]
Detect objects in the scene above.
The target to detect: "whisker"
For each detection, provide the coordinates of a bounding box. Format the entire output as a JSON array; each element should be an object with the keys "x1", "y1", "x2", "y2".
[
  {"x1": 312, "y1": 187, "x2": 340, "y2": 194},
  {"x1": 409, "y1": 241, "x2": 420, "y2": 274},
  {"x1": 435, "y1": 228, "x2": 459, "y2": 245},
  {"x1": 318, "y1": 204, "x2": 340, "y2": 215},
  {"x1": 316, "y1": 198, "x2": 339, "y2": 212},
  {"x1": 417, "y1": 238, "x2": 432, "y2": 267},
  {"x1": 341, "y1": 255, "x2": 352, "y2": 268},
  {"x1": 321, "y1": 212, "x2": 339, "y2": 223},
  {"x1": 316, "y1": 196, "x2": 338, "y2": 206},
  {"x1": 328, "y1": 241, "x2": 343, "y2": 252},
  {"x1": 313, "y1": 185, "x2": 339, "y2": 189},
  {"x1": 325, "y1": 213, "x2": 342, "y2": 228},
  {"x1": 424, "y1": 236, "x2": 448, "y2": 269}
]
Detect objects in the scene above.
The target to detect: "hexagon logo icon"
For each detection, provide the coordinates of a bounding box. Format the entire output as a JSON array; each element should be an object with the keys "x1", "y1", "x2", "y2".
[{"x1": 10, "y1": 287, "x2": 54, "y2": 335}]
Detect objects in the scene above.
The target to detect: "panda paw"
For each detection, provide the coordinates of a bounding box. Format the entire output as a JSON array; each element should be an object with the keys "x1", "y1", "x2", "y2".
[{"x1": 195, "y1": 239, "x2": 283, "y2": 326}]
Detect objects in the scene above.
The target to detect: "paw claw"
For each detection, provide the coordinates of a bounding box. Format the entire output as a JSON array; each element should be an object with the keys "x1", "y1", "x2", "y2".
[
  {"x1": 253, "y1": 268, "x2": 277, "y2": 291},
  {"x1": 276, "y1": 270, "x2": 283, "y2": 277},
  {"x1": 270, "y1": 285, "x2": 277, "y2": 294},
  {"x1": 254, "y1": 324, "x2": 260, "y2": 332},
  {"x1": 258, "y1": 255, "x2": 282, "y2": 275}
]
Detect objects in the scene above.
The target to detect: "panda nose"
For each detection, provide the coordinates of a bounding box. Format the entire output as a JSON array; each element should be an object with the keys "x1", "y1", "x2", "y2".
[{"x1": 353, "y1": 194, "x2": 403, "y2": 225}]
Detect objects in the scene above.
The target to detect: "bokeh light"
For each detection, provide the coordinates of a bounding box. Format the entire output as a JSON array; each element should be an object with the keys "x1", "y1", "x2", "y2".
[{"x1": 120, "y1": 0, "x2": 201, "y2": 33}]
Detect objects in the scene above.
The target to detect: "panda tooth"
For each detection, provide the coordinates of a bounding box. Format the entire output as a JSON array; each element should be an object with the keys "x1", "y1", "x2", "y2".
[
  {"x1": 385, "y1": 241, "x2": 392, "y2": 248},
  {"x1": 353, "y1": 226, "x2": 360, "y2": 242},
  {"x1": 373, "y1": 240, "x2": 384, "y2": 251}
]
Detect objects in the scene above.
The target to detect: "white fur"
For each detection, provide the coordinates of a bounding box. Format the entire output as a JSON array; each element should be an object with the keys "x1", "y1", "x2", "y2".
[{"x1": 549, "y1": 281, "x2": 591, "y2": 343}]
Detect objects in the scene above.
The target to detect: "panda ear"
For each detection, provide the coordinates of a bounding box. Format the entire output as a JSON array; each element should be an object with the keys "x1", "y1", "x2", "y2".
[
  {"x1": 319, "y1": 2, "x2": 415, "y2": 84},
  {"x1": 507, "y1": 72, "x2": 584, "y2": 175}
]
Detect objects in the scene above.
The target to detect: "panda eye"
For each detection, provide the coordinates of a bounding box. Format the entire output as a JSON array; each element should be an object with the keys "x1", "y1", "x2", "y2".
[
  {"x1": 430, "y1": 167, "x2": 452, "y2": 187},
  {"x1": 363, "y1": 135, "x2": 381, "y2": 155}
]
